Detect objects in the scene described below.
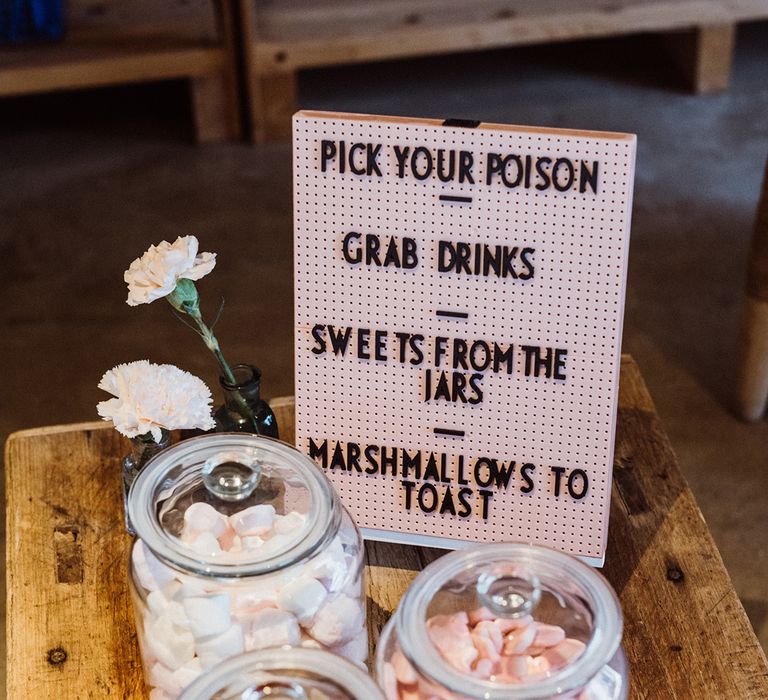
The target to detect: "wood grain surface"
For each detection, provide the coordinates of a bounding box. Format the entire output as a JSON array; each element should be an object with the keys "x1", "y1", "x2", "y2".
[{"x1": 6, "y1": 356, "x2": 767, "y2": 697}]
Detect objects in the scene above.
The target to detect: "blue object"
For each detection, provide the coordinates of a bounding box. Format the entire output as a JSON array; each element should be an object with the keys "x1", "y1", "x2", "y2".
[{"x1": 1, "y1": 0, "x2": 64, "y2": 45}]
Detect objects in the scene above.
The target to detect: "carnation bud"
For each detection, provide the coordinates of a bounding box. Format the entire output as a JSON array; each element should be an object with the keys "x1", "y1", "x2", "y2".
[{"x1": 167, "y1": 278, "x2": 201, "y2": 316}]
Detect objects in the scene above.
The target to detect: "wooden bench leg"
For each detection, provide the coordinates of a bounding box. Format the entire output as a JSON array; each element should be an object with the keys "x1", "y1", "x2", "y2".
[
  {"x1": 738, "y1": 159, "x2": 768, "y2": 421},
  {"x1": 691, "y1": 24, "x2": 736, "y2": 93},
  {"x1": 668, "y1": 23, "x2": 736, "y2": 93},
  {"x1": 246, "y1": 70, "x2": 297, "y2": 143},
  {"x1": 190, "y1": 70, "x2": 241, "y2": 143},
  {"x1": 739, "y1": 298, "x2": 768, "y2": 421}
]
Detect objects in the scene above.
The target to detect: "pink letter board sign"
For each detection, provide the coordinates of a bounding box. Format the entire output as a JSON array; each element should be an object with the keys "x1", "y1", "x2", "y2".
[{"x1": 293, "y1": 111, "x2": 636, "y2": 565}]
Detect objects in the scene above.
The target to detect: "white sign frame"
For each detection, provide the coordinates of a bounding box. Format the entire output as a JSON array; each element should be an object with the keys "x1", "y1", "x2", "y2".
[{"x1": 293, "y1": 111, "x2": 636, "y2": 566}]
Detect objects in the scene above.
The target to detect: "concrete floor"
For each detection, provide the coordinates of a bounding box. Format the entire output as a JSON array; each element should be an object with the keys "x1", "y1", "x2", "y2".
[{"x1": 1, "y1": 20, "x2": 767, "y2": 684}]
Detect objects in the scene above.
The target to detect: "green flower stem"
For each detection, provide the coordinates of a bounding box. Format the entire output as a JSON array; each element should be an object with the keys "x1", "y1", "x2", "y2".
[{"x1": 167, "y1": 281, "x2": 260, "y2": 434}]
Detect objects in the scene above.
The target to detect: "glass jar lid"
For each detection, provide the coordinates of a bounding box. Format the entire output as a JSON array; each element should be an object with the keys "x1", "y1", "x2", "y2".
[
  {"x1": 396, "y1": 543, "x2": 623, "y2": 700},
  {"x1": 178, "y1": 648, "x2": 385, "y2": 700},
  {"x1": 128, "y1": 434, "x2": 341, "y2": 578}
]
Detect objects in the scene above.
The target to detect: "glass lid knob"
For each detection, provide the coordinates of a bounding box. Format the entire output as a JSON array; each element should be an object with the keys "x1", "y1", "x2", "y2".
[
  {"x1": 476, "y1": 568, "x2": 542, "y2": 618},
  {"x1": 245, "y1": 680, "x2": 308, "y2": 700},
  {"x1": 202, "y1": 451, "x2": 262, "y2": 502}
]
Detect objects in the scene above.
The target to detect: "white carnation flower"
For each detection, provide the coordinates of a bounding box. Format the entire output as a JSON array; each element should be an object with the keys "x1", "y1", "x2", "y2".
[
  {"x1": 124, "y1": 235, "x2": 216, "y2": 306},
  {"x1": 97, "y1": 360, "x2": 216, "y2": 441}
]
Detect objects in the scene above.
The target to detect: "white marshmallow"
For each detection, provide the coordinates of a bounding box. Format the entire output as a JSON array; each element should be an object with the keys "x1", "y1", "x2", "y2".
[
  {"x1": 148, "y1": 662, "x2": 183, "y2": 696},
  {"x1": 144, "y1": 614, "x2": 195, "y2": 670},
  {"x1": 172, "y1": 657, "x2": 203, "y2": 689},
  {"x1": 149, "y1": 689, "x2": 171, "y2": 700},
  {"x1": 273, "y1": 511, "x2": 306, "y2": 535},
  {"x1": 174, "y1": 575, "x2": 210, "y2": 599},
  {"x1": 278, "y1": 577, "x2": 327, "y2": 623},
  {"x1": 183, "y1": 502, "x2": 229, "y2": 538},
  {"x1": 197, "y1": 651, "x2": 224, "y2": 670},
  {"x1": 133, "y1": 540, "x2": 176, "y2": 592},
  {"x1": 308, "y1": 595, "x2": 364, "y2": 646},
  {"x1": 232, "y1": 586, "x2": 279, "y2": 615},
  {"x1": 311, "y1": 549, "x2": 350, "y2": 594},
  {"x1": 244, "y1": 608, "x2": 300, "y2": 651},
  {"x1": 230, "y1": 505, "x2": 275, "y2": 536},
  {"x1": 300, "y1": 632, "x2": 322, "y2": 649},
  {"x1": 257, "y1": 533, "x2": 302, "y2": 558},
  {"x1": 241, "y1": 535, "x2": 266, "y2": 550},
  {"x1": 331, "y1": 627, "x2": 368, "y2": 665},
  {"x1": 186, "y1": 531, "x2": 223, "y2": 557},
  {"x1": 182, "y1": 594, "x2": 231, "y2": 638},
  {"x1": 194, "y1": 623, "x2": 244, "y2": 659}
]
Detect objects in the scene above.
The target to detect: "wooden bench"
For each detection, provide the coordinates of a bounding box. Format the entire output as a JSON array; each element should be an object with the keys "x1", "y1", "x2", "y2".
[
  {"x1": 238, "y1": 0, "x2": 768, "y2": 141},
  {"x1": 0, "y1": 0, "x2": 241, "y2": 143},
  {"x1": 6, "y1": 355, "x2": 768, "y2": 697}
]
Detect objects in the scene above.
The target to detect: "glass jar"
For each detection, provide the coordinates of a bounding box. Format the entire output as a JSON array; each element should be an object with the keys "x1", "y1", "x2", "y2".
[
  {"x1": 376, "y1": 543, "x2": 627, "y2": 700},
  {"x1": 179, "y1": 647, "x2": 385, "y2": 700},
  {"x1": 122, "y1": 430, "x2": 172, "y2": 534},
  {"x1": 127, "y1": 434, "x2": 366, "y2": 699},
  {"x1": 214, "y1": 364, "x2": 279, "y2": 438}
]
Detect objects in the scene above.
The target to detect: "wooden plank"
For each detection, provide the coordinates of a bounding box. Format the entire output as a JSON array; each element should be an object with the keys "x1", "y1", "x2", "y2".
[
  {"x1": 0, "y1": 42, "x2": 225, "y2": 97},
  {"x1": 5, "y1": 425, "x2": 144, "y2": 698},
  {"x1": 64, "y1": 0, "x2": 218, "y2": 42},
  {"x1": 6, "y1": 356, "x2": 768, "y2": 697},
  {"x1": 244, "y1": 0, "x2": 768, "y2": 72}
]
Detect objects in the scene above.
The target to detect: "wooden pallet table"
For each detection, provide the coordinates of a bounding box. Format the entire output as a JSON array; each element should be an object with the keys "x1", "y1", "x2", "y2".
[
  {"x1": 238, "y1": 0, "x2": 768, "y2": 142},
  {"x1": 5, "y1": 355, "x2": 768, "y2": 697},
  {"x1": 0, "y1": 0, "x2": 241, "y2": 143}
]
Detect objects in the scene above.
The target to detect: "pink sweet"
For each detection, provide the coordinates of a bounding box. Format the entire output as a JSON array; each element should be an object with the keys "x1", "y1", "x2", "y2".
[
  {"x1": 499, "y1": 654, "x2": 529, "y2": 679},
  {"x1": 503, "y1": 623, "x2": 538, "y2": 655},
  {"x1": 541, "y1": 638, "x2": 586, "y2": 670},
  {"x1": 392, "y1": 649, "x2": 418, "y2": 684},
  {"x1": 533, "y1": 623, "x2": 567, "y2": 648},
  {"x1": 495, "y1": 614, "x2": 534, "y2": 633}
]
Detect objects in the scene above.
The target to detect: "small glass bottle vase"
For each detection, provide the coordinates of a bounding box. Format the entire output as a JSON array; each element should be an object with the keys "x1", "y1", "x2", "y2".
[
  {"x1": 122, "y1": 431, "x2": 170, "y2": 534},
  {"x1": 214, "y1": 363, "x2": 279, "y2": 438}
]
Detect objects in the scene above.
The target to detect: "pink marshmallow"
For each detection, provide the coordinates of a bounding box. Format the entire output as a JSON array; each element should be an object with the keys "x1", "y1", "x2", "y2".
[
  {"x1": 503, "y1": 623, "x2": 538, "y2": 655},
  {"x1": 308, "y1": 594, "x2": 364, "y2": 646},
  {"x1": 533, "y1": 623, "x2": 567, "y2": 648},
  {"x1": 499, "y1": 654, "x2": 529, "y2": 679},
  {"x1": 495, "y1": 615, "x2": 534, "y2": 633},
  {"x1": 472, "y1": 620, "x2": 503, "y2": 658},
  {"x1": 229, "y1": 504, "x2": 275, "y2": 536},
  {"x1": 541, "y1": 638, "x2": 586, "y2": 670},
  {"x1": 391, "y1": 648, "x2": 418, "y2": 684},
  {"x1": 468, "y1": 606, "x2": 496, "y2": 625},
  {"x1": 245, "y1": 608, "x2": 300, "y2": 650},
  {"x1": 527, "y1": 654, "x2": 551, "y2": 676},
  {"x1": 472, "y1": 658, "x2": 496, "y2": 679},
  {"x1": 381, "y1": 663, "x2": 399, "y2": 700}
]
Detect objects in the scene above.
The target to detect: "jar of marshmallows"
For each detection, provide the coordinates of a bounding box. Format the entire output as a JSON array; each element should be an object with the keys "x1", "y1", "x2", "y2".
[
  {"x1": 127, "y1": 434, "x2": 366, "y2": 700},
  {"x1": 376, "y1": 543, "x2": 628, "y2": 700},
  {"x1": 179, "y1": 647, "x2": 385, "y2": 700}
]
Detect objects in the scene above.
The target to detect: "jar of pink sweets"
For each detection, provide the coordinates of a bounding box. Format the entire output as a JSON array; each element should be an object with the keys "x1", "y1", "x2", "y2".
[
  {"x1": 179, "y1": 647, "x2": 385, "y2": 699},
  {"x1": 127, "y1": 434, "x2": 366, "y2": 700},
  {"x1": 376, "y1": 543, "x2": 627, "y2": 700}
]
